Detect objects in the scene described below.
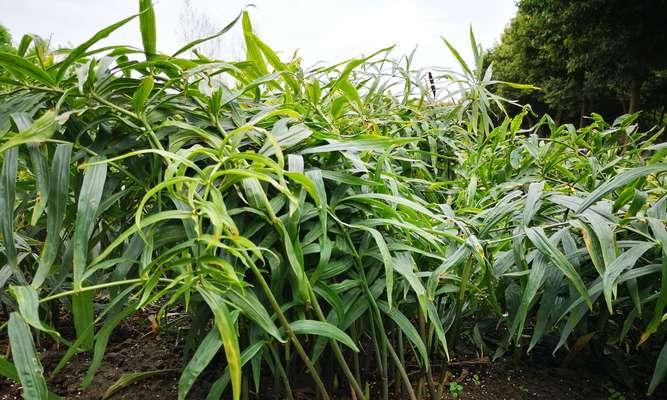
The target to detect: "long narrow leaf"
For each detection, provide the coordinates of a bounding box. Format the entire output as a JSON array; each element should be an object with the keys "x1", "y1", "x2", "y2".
[{"x1": 8, "y1": 312, "x2": 48, "y2": 400}]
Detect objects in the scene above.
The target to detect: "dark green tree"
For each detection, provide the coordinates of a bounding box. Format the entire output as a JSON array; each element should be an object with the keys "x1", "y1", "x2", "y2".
[
  {"x1": 486, "y1": 5, "x2": 580, "y2": 124},
  {"x1": 489, "y1": 0, "x2": 667, "y2": 126},
  {"x1": 0, "y1": 23, "x2": 12, "y2": 51}
]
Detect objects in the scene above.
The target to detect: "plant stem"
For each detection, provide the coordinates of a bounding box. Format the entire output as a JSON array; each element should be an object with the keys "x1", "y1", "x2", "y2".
[
  {"x1": 308, "y1": 286, "x2": 367, "y2": 400},
  {"x1": 269, "y1": 343, "x2": 294, "y2": 400},
  {"x1": 386, "y1": 336, "x2": 417, "y2": 400},
  {"x1": 38, "y1": 278, "x2": 147, "y2": 303},
  {"x1": 419, "y1": 310, "x2": 439, "y2": 400},
  {"x1": 245, "y1": 259, "x2": 331, "y2": 400}
]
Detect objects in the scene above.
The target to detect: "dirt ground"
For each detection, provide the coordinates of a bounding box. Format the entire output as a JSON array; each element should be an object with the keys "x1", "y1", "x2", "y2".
[{"x1": 1, "y1": 314, "x2": 665, "y2": 399}]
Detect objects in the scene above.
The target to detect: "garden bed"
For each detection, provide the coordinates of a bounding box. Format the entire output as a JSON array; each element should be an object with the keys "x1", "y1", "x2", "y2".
[{"x1": 1, "y1": 312, "x2": 661, "y2": 399}]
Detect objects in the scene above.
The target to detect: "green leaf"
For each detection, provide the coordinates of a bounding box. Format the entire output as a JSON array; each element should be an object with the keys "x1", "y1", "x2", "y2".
[
  {"x1": 427, "y1": 302, "x2": 450, "y2": 360},
  {"x1": 580, "y1": 210, "x2": 617, "y2": 269},
  {"x1": 441, "y1": 36, "x2": 472, "y2": 77},
  {"x1": 132, "y1": 75, "x2": 154, "y2": 113},
  {"x1": 525, "y1": 227, "x2": 592, "y2": 308},
  {"x1": 337, "y1": 79, "x2": 363, "y2": 110},
  {"x1": 0, "y1": 356, "x2": 19, "y2": 381},
  {"x1": 27, "y1": 144, "x2": 48, "y2": 225},
  {"x1": 71, "y1": 159, "x2": 107, "y2": 351},
  {"x1": 17, "y1": 35, "x2": 34, "y2": 57},
  {"x1": 289, "y1": 319, "x2": 359, "y2": 352},
  {"x1": 577, "y1": 164, "x2": 667, "y2": 213},
  {"x1": 252, "y1": 33, "x2": 300, "y2": 93},
  {"x1": 163, "y1": 120, "x2": 223, "y2": 150},
  {"x1": 648, "y1": 340, "x2": 667, "y2": 395},
  {"x1": 225, "y1": 288, "x2": 285, "y2": 343},
  {"x1": 343, "y1": 192, "x2": 436, "y2": 219},
  {"x1": 528, "y1": 266, "x2": 562, "y2": 352},
  {"x1": 8, "y1": 312, "x2": 48, "y2": 400},
  {"x1": 354, "y1": 225, "x2": 395, "y2": 307},
  {"x1": 274, "y1": 221, "x2": 310, "y2": 303},
  {"x1": 90, "y1": 210, "x2": 193, "y2": 265},
  {"x1": 10, "y1": 285, "x2": 60, "y2": 337},
  {"x1": 0, "y1": 110, "x2": 56, "y2": 160},
  {"x1": 601, "y1": 242, "x2": 655, "y2": 313},
  {"x1": 139, "y1": 0, "x2": 157, "y2": 59},
  {"x1": 55, "y1": 14, "x2": 138, "y2": 81},
  {"x1": 625, "y1": 190, "x2": 647, "y2": 218},
  {"x1": 641, "y1": 219, "x2": 667, "y2": 344},
  {"x1": 574, "y1": 217, "x2": 606, "y2": 277},
  {"x1": 511, "y1": 252, "x2": 547, "y2": 341},
  {"x1": 300, "y1": 136, "x2": 418, "y2": 154},
  {"x1": 179, "y1": 328, "x2": 223, "y2": 400},
  {"x1": 205, "y1": 341, "x2": 265, "y2": 400},
  {"x1": 523, "y1": 181, "x2": 544, "y2": 225},
  {"x1": 378, "y1": 301, "x2": 428, "y2": 367},
  {"x1": 259, "y1": 123, "x2": 312, "y2": 156},
  {"x1": 73, "y1": 159, "x2": 107, "y2": 287},
  {"x1": 83, "y1": 304, "x2": 137, "y2": 387},
  {"x1": 496, "y1": 81, "x2": 539, "y2": 90},
  {"x1": 393, "y1": 252, "x2": 427, "y2": 314},
  {"x1": 242, "y1": 11, "x2": 268, "y2": 77},
  {"x1": 464, "y1": 174, "x2": 478, "y2": 207},
  {"x1": 32, "y1": 143, "x2": 72, "y2": 288},
  {"x1": 102, "y1": 369, "x2": 175, "y2": 400},
  {"x1": 326, "y1": 46, "x2": 393, "y2": 99},
  {"x1": 428, "y1": 243, "x2": 470, "y2": 296},
  {"x1": 72, "y1": 292, "x2": 95, "y2": 352},
  {"x1": 199, "y1": 287, "x2": 242, "y2": 400},
  {"x1": 0, "y1": 51, "x2": 55, "y2": 86},
  {"x1": 0, "y1": 147, "x2": 19, "y2": 278}
]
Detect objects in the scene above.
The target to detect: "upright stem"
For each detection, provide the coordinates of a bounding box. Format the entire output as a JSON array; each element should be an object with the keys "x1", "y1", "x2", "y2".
[
  {"x1": 269, "y1": 342, "x2": 295, "y2": 400},
  {"x1": 369, "y1": 312, "x2": 387, "y2": 400},
  {"x1": 241, "y1": 373, "x2": 249, "y2": 400},
  {"x1": 377, "y1": 320, "x2": 389, "y2": 400},
  {"x1": 352, "y1": 322, "x2": 362, "y2": 385},
  {"x1": 246, "y1": 261, "x2": 330, "y2": 400},
  {"x1": 339, "y1": 226, "x2": 387, "y2": 400},
  {"x1": 419, "y1": 311, "x2": 439, "y2": 400},
  {"x1": 386, "y1": 337, "x2": 417, "y2": 400},
  {"x1": 396, "y1": 329, "x2": 404, "y2": 396},
  {"x1": 448, "y1": 258, "x2": 473, "y2": 351},
  {"x1": 308, "y1": 286, "x2": 367, "y2": 400}
]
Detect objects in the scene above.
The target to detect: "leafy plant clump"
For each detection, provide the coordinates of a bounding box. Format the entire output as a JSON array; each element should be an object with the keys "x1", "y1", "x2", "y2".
[{"x1": 0, "y1": 2, "x2": 666, "y2": 399}]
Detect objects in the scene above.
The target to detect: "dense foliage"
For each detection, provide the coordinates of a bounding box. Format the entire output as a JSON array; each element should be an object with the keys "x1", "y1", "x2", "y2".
[
  {"x1": 488, "y1": 0, "x2": 667, "y2": 127},
  {"x1": 0, "y1": 3, "x2": 666, "y2": 399},
  {"x1": 0, "y1": 24, "x2": 13, "y2": 53}
]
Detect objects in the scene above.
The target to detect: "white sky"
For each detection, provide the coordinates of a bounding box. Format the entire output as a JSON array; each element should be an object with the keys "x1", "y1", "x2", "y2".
[{"x1": 0, "y1": 0, "x2": 516, "y2": 70}]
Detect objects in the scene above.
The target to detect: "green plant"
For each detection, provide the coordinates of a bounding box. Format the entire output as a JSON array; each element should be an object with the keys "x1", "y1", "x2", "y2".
[
  {"x1": 607, "y1": 387, "x2": 626, "y2": 400},
  {"x1": 0, "y1": 1, "x2": 665, "y2": 400},
  {"x1": 472, "y1": 373, "x2": 480, "y2": 386},
  {"x1": 516, "y1": 384, "x2": 529, "y2": 395},
  {"x1": 449, "y1": 381, "x2": 464, "y2": 399}
]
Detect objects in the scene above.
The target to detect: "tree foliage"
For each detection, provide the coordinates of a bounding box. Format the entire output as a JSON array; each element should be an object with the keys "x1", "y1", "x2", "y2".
[
  {"x1": 488, "y1": 0, "x2": 667, "y2": 126},
  {"x1": 0, "y1": 23, "x2": 13, "y2": 52}
]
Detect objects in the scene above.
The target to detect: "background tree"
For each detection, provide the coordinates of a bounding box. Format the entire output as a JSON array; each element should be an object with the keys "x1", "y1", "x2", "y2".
[
  {"x1": 488, "y1": 0, "x2": 667, "y2": 127},
  {"x1": 0, "y1": 23, "x2": 13, "y2": 52}
]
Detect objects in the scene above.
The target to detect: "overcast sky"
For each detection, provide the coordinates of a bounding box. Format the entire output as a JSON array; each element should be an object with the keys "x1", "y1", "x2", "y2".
[{"x1": 1, "y1": 0, "x2": 516, "y2": 70}]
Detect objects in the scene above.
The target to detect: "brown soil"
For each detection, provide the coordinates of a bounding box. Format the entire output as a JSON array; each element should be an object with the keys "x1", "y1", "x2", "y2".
[
  {"x1": 1, "y1": 314, "x2": 215, "y2": 400},
  {"x1": 1, "y1": 315, "x2": 665, "y2": 399},
  {"x1": 443, "y1": 361, "x2": 659, "y2": 400}
]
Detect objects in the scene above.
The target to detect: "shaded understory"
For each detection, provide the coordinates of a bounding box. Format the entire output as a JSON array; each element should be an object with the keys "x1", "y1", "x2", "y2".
[{"x1": 1, "y1": 312, "x2": 663, "y2": 400}]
